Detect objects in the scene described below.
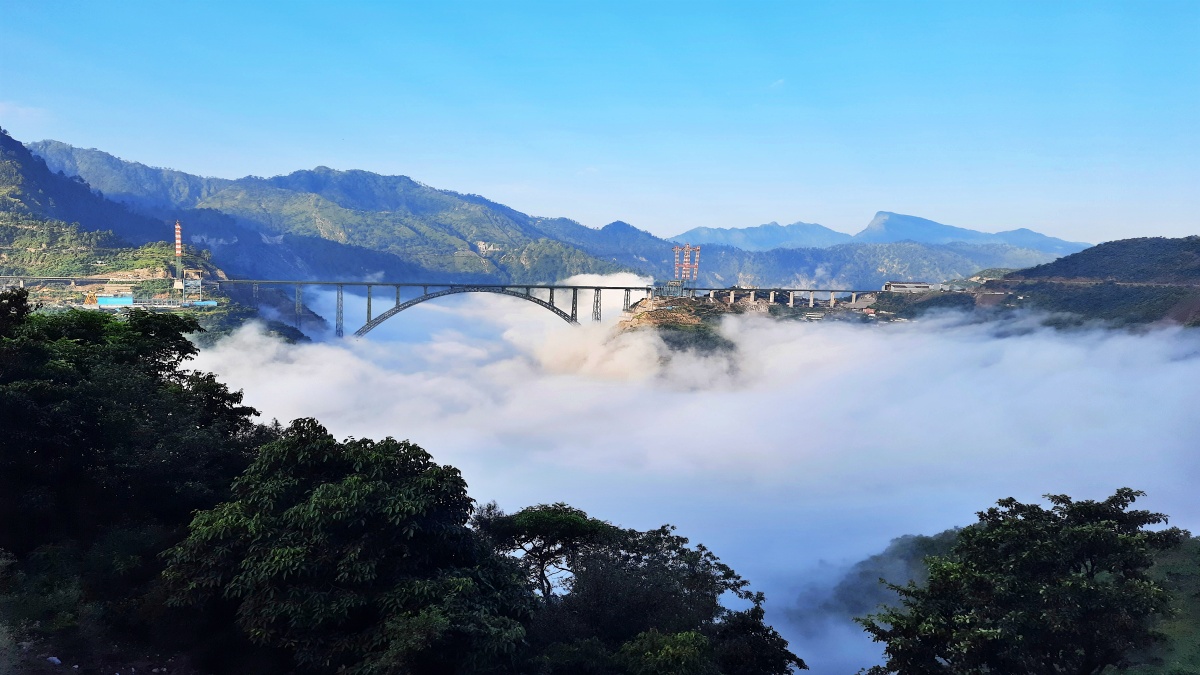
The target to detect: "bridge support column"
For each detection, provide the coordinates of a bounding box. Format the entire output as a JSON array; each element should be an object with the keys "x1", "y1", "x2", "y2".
[
  {"x1": 809, "y1": 291, "x2": 814, "y2": 307},
  {"x1": 367, "y1": 286, "x2": 373, "y2": 323},
  {"x1": 295, "y1": 285, "x2": 303, "y2": 329},
  {"x1": 396, "y1": 286, "x2": 401, "y2": 306},
  {"x1": 525, "y1": 287, "x2": 531, "y2": 296},
  {"x1": 789, "y1": 291, "x2": 795, "y2": 308},
  {"x1": 729, "y1": 290, "x2": 735, "y2": 304},
  {"x1": 549, "y1": 288, "x2": 555, "y2": 307},
  {"x1": 592, "y1": 288, "x2": 602, "y2": 322},
  {"x1": 769, "y1": 290, "x2": 775, "y2": 303},
  {"x1": 252, "y1": 283, "x2": 259, "y2": 304},
  {"x1": 623, "y1": 288, "x2": 631, "y2": 311},
  {"x1": 851, "y1": 292, "x2": 857, "y2": 304},
  {"x1": 749, "y1": 290, "x2": 755, "y2": 302},
  {"x1": 336, "y1": 285, "x2": 344, "y2": 338},
  {"x1": 830, "y1": 291, "x2": 836, "y2": 308},
  {"x1": 571, "y1": 289, "x2": 578, "y2": 322}
]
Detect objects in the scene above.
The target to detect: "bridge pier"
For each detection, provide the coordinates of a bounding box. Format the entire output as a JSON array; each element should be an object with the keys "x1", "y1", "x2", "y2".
[
  {"x1": 592, "y1": 288, "x2": 602, "y2": 322},
  {"x1": 851, "y1": 292, "x2": 857, "y2": 304},
  {"x1": 809, "y1": 291, "x2": 814, "y2": 307},
  {"x1": 769, "y1": 290, "x2": 775, "y2": 303},
  {"x1": 336, "y1": 285, "x2": 344, "y2": 338},
  {"x1": 571, "y1": 289, "x2": 578, "y2": 322},
  {"x1": 367, "y1": 285, "x2": 373, "y2": 322},
  {"x1": 549, "y1": 288, "x2": 555, "y2": 307},
  {"x1": 252, "y1": 283, "x2": 259, "y2": 304},
  {"x1": 295, "y1": 285, "x2": 303, "y2": 329},
  {"x1": 729, "y1": 290, "x2": 735, "y2": 304},
  {"x1": 830, "y1": 291, "x2": 836, "y2": 308},
  {"x1": 396, "y1": 286, "x2": 401, "y2": 306},
  {"x1": 623, "y1": 288, "x2": 631, "y2": 311},
  {"x1": 789, "y1": 291, "x2": 794, "y2": 308}
]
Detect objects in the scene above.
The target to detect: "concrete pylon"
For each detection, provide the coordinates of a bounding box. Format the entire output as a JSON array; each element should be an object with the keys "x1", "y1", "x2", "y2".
[{"x1": 809, "y1": 291, "x2": 815, "y2": 307}]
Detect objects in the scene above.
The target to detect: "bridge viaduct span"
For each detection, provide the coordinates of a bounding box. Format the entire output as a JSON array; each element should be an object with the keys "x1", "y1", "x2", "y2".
[
  {"x1": 216, "y1": 280, "x2": 878, "y2": 337},
  {"x1": 1, "y1": 276, "x2": 878, "y2": 338}
]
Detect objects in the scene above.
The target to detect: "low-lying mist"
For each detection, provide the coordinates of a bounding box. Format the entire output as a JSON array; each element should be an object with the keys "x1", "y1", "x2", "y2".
[{"x1": 192, "y1": 276, "x2": 1200, "y2": 673}]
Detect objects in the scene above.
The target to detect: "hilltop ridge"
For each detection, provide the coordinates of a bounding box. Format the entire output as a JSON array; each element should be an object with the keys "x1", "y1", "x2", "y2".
[
  {"x1": 29, "y1": 137, "x2": 1066, "y2": 288},
  {"x1": 672, "y1": 211, "x2": 1089, "y2": 257}
]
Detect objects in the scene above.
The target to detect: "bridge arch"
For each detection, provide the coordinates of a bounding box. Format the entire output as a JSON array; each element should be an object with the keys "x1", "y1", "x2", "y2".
[{"x1": 353, "y1": 286, "x2": 578, "y2": 336}]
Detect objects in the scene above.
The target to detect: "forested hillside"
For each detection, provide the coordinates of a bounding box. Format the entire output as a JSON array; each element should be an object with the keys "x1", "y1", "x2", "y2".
[
  {"x1": 1008, "y1": 236, "x2": 1200, "y2": 283},
  {"x1": 30, "y1": 139, "x2": 1064, "y2": 288},
  {"x1": 2, "y1": 130, "x2": 430, "y2": 283}
]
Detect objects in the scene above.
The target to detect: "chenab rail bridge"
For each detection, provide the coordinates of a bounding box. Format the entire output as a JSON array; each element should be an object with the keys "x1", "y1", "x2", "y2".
[
  {"x1": 1, "y1": 275, "x2": 878, "y2": 338},
  {"x1": 214, "y1": 280, "x2": 880, "y2": 337}
]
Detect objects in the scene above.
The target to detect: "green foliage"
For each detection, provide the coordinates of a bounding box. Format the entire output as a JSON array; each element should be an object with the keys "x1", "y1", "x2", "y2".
[
  {"x1": 162, "y1": 418, "x2": 530, "y2": 674},
  {"x1": 616, "y1": 630, "x2": 719, "y2": 675},
  {"x1": 1012, "y1": 236, "x2": 1200, "y2": 284},
  {"x1": 1, "y1": 130, "x2": 165, "y2": 243},
  {"x1": 0, "y1": 293, "x2": 263, "y2": 555},
  {"x1": 789, "y1": 530, "x2": 959, "y2": 634},
  {"x1": 500, "y1": 512, "x2": 807, "y2": 674},
  {"x1": 476, "y1": 502, "x2": 619, "y2": 598},
  {"x1": 0, "y1": 287, "x2": 277, "y2": 667},
  {"x1": 870, "y1": 291, "x2": 978, "y2": 318},
  {"x1": 1126, "y1": 537, "x2": 1200, "y2": 674},
  {"x1": 859, "y1": 488, "x2": 1188, "y2": 675},
  {"x1": 1005, "y1": 281, "x2": 1200, "y2": 326}
]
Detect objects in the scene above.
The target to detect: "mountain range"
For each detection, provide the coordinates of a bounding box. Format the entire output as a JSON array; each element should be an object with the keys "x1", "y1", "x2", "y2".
[
  {"x1": 17, "y1": 134, "x2": 1079, "y2": 289},
  {"x1": 672, "y1": 213, "x2": 1089, "y2": 256}
]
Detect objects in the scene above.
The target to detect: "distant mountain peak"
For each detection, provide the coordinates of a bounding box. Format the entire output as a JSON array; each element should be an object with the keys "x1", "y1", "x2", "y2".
[{"x1": 670, "y1": 220, "x2": 853, "y2": 251}]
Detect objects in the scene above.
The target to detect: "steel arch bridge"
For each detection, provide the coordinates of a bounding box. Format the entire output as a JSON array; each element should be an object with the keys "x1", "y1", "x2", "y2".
[
  {"x1": 204, "y1": 280, "x2": 875, "y2": 338},
  {"x1": 353, "y1": 285, "x2": 578, "y2": 336},
  {"x1": 215, "y1": 281, "x2": 651, "y2": 337}
]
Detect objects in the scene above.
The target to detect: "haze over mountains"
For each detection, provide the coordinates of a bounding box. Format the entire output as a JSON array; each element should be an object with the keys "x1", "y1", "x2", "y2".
[
  {"x1": 22, "y1": 136, "x2": 1080, "y2": 289},
  {"x1": 672, "y1": 213, "x2": 1089, "y2": 256}
]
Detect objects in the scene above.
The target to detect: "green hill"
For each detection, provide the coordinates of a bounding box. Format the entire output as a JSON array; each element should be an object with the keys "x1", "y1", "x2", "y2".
[
  {"x1": 3, "y1": 130, "x2": 432, "y2": 283},
  {"x1": 1008, "y1": 236, "x2": 1200, "y2": 284},
  {"x1": 29, "y1": 138, "x2": 1064, "y2": 288}
]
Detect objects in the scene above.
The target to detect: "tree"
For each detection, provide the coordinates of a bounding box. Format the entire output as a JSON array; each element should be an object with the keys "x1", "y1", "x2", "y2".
[
  {"x1": 858, "y1": 488, "x2": 1187, "y2": 675},
  {"x1": 0, "y1": 303, "x2": 263, "y2": 555},
  {"x1": 474, "y1": 502, "x2": 617, "y2": 598},
  {"x1": 490, "y1": 513, "x2": 807, "y2": 674},
  {"x1": 161, "y1": 418, "x2": 531, "y2": 674}
]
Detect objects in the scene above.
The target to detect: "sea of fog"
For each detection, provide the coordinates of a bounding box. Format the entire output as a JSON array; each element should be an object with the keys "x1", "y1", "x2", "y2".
[{"x1": 193, "y1": 273, "x2": 1200, "y2": 674}]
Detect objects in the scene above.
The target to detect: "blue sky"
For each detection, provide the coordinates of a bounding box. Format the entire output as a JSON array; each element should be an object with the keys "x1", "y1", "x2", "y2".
[{"x1": 1, "y1": 0, "x2": 1197, "y2": 241}]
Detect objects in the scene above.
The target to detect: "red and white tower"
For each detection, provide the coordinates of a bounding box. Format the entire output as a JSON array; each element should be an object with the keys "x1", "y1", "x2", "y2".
[
  {"x1": 673, "y1": 243, "x2": 700, "y2": 282},
  {"x1": 173, "y1": 220, "x2": 185, "y2": 291}
]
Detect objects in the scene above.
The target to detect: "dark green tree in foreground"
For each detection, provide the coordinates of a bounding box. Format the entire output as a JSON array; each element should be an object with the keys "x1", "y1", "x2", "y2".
[
  {"x1": 479, "y1": 505, "x2": 808, "y2": 674},
  {"x1": 858, "y1": 488, "x2": 1187, "y2": 675},
  {"x1": 474, "y1": 502, "x2": 618, "y2": 598},
  {"x1": 161, "y1": 418, "x2": 531, "y2": 675}
]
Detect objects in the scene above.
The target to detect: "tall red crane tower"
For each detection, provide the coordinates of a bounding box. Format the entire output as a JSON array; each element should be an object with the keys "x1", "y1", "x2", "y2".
[{"x1": 673, "y1": 243, "x2": 700, "y2": 282}]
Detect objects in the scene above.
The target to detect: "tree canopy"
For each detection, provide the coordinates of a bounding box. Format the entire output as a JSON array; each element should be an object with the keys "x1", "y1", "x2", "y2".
[
  {"x1": 162, "y1": 418, "x2": 531, "y2": 674},
  {"x1": 859, "y1": 488, "x2": 1188, "y2": 675}
]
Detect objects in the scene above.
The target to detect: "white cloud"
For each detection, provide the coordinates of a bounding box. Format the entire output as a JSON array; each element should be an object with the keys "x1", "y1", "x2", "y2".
[{"x1": 192, "y1": 282, "x2": 1200, "y2": 673}]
